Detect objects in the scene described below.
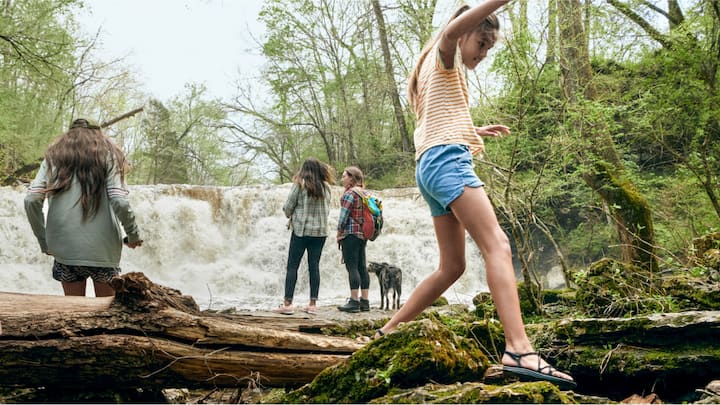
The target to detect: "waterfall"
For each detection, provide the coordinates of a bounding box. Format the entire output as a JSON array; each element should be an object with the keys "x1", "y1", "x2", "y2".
[{"x1": 1, "y1": 184, "x2": 492, "y2": 310}]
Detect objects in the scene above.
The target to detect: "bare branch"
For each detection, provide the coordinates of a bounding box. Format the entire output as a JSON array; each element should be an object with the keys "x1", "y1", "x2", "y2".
[
  {"x1": 606, "y1": 0, "x2": 673, "y2": 49},
  {"x1": 101, "y1": 107, "x2": 145, "y2": 128}
]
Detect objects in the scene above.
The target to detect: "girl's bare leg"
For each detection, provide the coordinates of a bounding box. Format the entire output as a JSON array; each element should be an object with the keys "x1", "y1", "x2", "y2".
[
  {"x1": 378, "y1": 213, "x2": 466, "y2": 333},
  {"x1": 450, "y1": 186, "x2": 572, "y2": 381},
  {"x1": 61, "y1": 281, "x2": 87, "y2": 296},
  {"x1": 93, "y1": 281, "x2": 115, "y2": 297}
]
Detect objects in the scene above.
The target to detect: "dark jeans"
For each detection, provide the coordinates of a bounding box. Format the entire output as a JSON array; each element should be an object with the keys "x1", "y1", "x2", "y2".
[
  {"x1": 341, "y1": 234, "x2": 369, "y2": 290},
  {"x1": 284, "y1": 233, "x2": 327, "y2": 301}
]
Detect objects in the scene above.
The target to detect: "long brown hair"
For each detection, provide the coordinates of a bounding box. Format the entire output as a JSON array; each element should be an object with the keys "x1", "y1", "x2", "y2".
[
  {"x1": 293, "y1": 157, "x2": 335, "y2": 199},
  {"x1": 45, "y1": 118, "x2": 127, "y2": 221},
  {"x1": 407, "y1": 5, "x2": 500, "y2": 111}
]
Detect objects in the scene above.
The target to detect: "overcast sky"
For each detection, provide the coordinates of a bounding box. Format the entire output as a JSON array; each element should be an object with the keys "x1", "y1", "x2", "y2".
[{"x1": 74, "y1": 0, "x2": 267, "y2": 101}]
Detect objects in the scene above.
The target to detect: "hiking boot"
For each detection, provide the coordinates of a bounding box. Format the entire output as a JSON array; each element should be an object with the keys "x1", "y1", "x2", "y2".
[
  {"x1": 337, "y1": 298, "x2": 361, "y2": 313},
  {"x1": 360, "y1": 298, "x2": 370, "y2": 312}
]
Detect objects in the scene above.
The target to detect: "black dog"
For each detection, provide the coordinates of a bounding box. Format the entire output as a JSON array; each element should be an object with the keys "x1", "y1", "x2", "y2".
[{"x1": 368, "y1": 262, "x2": 402, "y2": 310}]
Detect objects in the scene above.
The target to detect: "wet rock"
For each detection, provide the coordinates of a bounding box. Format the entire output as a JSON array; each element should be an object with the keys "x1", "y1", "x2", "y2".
[
  {"x1": 621, "y1": 393, "x2": 662, "y2": 403},
  {"x1": 696, "y1": 380, "x2": 720, "y2": 404}
]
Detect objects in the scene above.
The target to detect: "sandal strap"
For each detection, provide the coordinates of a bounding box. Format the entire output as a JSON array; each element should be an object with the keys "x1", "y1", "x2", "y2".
[
  {"x1": 504, "y1": 351, "x2": 539, "y2": 366},
  {"x1": 538, "y1": 365, "x2": 557, "y2": 376},
  {"x1": 505, "y1": 351, "x2": 561, "y2": 377}
]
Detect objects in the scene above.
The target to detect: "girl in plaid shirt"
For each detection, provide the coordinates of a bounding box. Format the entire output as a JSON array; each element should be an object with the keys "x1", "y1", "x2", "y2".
[
  {"x1": 274, "y1": 157, "x2": 334, "y2": 315},
  {"x1": 336, "y1": 166, "x2": 371, "y2": 313}
]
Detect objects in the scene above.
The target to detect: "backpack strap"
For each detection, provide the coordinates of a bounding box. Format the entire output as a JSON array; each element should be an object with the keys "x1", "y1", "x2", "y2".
[
  {"x1": 349, "y1": 187, "x2": 366, "y2": 223},
  {"x1": 350, "y1": 186, "x2": 365, "y2": 198}
]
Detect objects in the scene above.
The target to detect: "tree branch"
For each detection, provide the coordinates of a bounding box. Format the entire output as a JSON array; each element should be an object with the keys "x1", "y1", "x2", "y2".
[
  {"x1": 606, "y1": 0, "x2": 673, "y2": 49},
  {"x1": 101, "y1": 107, "x2": 145, "y2": 128}
]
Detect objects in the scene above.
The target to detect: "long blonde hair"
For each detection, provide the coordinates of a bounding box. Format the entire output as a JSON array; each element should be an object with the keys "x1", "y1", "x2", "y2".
[
  {"x1": 407, "y1": 4, "x2": 500, "y2": 111},
  {"x1": 45, "y1": 118, "x2": 127, "y2": 221}
]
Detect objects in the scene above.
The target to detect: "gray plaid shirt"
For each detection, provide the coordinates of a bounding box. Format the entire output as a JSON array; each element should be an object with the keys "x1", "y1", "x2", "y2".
[{"x1": 283, "y1": 182, "x2": 331, "y2": 237}]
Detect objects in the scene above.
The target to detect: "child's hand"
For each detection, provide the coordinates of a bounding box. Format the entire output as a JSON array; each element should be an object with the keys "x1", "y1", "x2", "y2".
[
  {"x1": 126, "y1": 240, "x2": 143, "y2": 249},
  {"x1": 475, "y1": 125, "x2": 510, "y2": 137},
  {"x1": 123, "y1": 236, "x2": 144, "y2": 248}
]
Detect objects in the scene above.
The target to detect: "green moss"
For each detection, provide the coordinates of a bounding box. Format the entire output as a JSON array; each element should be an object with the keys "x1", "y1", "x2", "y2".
[
  {"x1": 661, "y1": 274, "x2": 720, "y2": 311},
  {"x1": 472, "y1": 287, "x2": 578, "y2": 324},
  {"x1": 280, "y1": 319, "x2": 490, "y2": 404},
  {"x1": 575, "y1": 258, "x2": 668, "y2": 317},
  {"x1": 467, "y1": 320, "x2": 505, "y2": 357},
  {"x1": 472, "y1": 292, "x2": 497, "y2": 320},
  {"x1": 587, "y1": 161, "x2": 657, "y2": 271},
  {"x1": 518, "y1": 281, "x2": 543, "y2": 317},
  {"x1": 320, "y1": 318, "x2": 389, "y2": 338},
  {"x1": 572, "y1": 341, "x2": 720, "y2": 380},
  {"x1": 692, "y1": 232, "x2": 720, "y2": 256},
  {"x1": 418, "y1": 305, "x2": 476, "y2": 337},
  {"x1": 370, "y1": 381, "x2": 576, "y2": 404},
  {"x1": 257, "y1": 388, "x2": 290, "y2": 404}
]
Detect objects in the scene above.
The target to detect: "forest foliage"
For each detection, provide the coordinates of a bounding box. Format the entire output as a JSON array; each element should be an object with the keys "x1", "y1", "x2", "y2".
[{"x1": 1, "y1": 0, "x2": 718, "y2": 274}]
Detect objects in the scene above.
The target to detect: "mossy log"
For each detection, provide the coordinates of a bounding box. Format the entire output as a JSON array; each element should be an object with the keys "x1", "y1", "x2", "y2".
[
  {"x1": 0, "y1": 272, "x2": 362, "y2": 390},
  {"x1": 527, "y1": 310, "x2": 720, "y2": 401}
]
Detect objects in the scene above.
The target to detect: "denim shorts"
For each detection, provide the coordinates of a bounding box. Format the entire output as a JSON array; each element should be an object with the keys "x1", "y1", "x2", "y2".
[
  {"x1": 52, "y1": 261, "x2": 120, "y2": 283},
  {"x1": 416, "y1": 144, "x2": 484, "y2": 217}
]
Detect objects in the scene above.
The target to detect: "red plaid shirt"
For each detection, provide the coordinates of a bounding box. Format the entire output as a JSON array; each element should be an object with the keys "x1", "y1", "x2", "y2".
[{"x1": 337, "y1": 188, "x2": 365, "y2": 241}]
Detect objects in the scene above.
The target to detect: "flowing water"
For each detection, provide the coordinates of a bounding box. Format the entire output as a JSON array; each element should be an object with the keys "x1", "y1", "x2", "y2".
[{"x1": 1, "y1": 184, "x2": 502, "y2": 311}]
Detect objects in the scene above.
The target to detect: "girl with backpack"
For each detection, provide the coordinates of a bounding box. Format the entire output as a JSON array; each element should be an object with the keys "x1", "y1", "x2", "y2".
[{"x1": 336, "y1": 166, "x2": 371, "y2": 313}]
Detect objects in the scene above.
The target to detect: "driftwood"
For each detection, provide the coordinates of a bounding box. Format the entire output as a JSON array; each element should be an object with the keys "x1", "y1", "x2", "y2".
[
  {"x1": 0, "y1": 272, "x2": 363, "y2": 390},
  {"x1": 100, "y1": 106, "x2": 144, "y2": 128}
]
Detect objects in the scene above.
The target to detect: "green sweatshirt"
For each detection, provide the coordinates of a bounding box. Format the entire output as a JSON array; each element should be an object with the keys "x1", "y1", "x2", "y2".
[{"x1": 24, "y1": 159, "x2": 141, "y2": 268}]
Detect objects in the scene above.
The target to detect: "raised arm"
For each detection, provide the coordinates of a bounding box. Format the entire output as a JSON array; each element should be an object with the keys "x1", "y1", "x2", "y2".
[{"x1": 438, "y1": 0, "x2": 510, "y2": 67}]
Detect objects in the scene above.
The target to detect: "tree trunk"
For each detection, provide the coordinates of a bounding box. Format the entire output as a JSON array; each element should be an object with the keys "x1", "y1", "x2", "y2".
[
  {"x1": 546, "y1": 0, "x2": 558, "y2": 64},
  {"x1": 558, "y1": 0, "x2": 658, "y2": 272},
  {"x1": 371, "y1": 0, "x2": 412, "y2": 153},
  {"x1": 0, "y1": 273, "x2": 362, "y2": 390}
]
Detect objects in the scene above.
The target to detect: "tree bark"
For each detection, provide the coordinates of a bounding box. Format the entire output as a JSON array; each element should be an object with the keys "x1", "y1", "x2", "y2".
[
  {"x1": 558, "y1": 0, "x2": 658, "y2": 272},
  {"x1": 536, "y1": 310, "x2": 720, "y2": 400},
  {"x1": 606, "y1": 0, "x2": 673, "y2": 49},
  {"x1": 371, "y1": 0, "x2": 412, "y2": 153},
  {"x1": 0, "y1": 272, "x2": 362, "y2": 390}
]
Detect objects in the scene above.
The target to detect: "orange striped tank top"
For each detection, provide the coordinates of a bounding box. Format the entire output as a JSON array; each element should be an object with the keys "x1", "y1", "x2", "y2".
[{"x1": 413, "y1": 44, "x2": 484, "y2": 161}]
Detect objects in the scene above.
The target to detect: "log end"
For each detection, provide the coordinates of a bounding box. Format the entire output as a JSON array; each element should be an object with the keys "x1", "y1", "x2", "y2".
[{"x1": 110, "y1": 272, "x2": 200, "y2": 314}]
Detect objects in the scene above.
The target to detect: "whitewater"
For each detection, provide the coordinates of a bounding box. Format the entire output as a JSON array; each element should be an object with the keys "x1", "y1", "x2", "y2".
[{"x1": 1, "y1": 184, "x2": 506, "y2": 311}]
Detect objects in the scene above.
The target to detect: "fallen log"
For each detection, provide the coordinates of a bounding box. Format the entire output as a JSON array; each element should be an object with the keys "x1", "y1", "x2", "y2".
[
  {"x1": 0, "y1": 272, "x2": 363, "y2": 389},
  {"x1": 524, "y1": 310, "x2": 720, "y2": 400}
]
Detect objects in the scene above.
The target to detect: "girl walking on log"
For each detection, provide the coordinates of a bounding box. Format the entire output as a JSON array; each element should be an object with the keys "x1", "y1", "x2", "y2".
[{"x1": 373, "y1": 0, "x2": 575, "y2": 390}]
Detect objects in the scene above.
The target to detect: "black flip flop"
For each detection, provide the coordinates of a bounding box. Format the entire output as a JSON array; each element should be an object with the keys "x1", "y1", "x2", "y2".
[{"x1": 503, "y1": 351, "x2": 577, "y2": 391}]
